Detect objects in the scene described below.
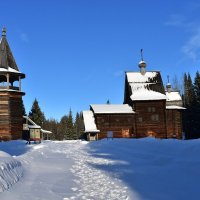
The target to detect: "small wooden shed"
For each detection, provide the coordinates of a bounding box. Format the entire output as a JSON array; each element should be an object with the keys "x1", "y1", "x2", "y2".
[{"x1": 23, "y1": 116, "x2": 52, "y2": 143}]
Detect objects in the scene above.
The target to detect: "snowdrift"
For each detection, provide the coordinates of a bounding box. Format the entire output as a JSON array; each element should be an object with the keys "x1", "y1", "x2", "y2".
[{"x1": 0, "y1": 151, "x2": 23, "y2": 192}]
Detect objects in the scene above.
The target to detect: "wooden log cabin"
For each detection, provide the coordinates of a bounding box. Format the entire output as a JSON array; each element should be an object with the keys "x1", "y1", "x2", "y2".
[
  {"x1": 0, "y1": 28, "x2": 25, "y2": 140},
  {"x1": 83, "y1": 51, "x2": 185, "y2": 140}
]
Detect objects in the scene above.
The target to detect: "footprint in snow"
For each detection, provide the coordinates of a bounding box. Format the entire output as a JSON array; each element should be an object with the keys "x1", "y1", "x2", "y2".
[{"x1": 71, "y1": 187, "x2": 78, "y2": 192}]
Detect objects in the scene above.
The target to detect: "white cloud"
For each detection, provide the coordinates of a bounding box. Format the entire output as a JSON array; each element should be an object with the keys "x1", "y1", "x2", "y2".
[
  {"x1": 165, "y1": 14, "x2": 186, "y2": 27},
  {"x1": 182, "y1": 28, "x2": 200, "y2": 61},
  {"x1": 166, "y1": 11, "x2": 200, "y2": 62}
]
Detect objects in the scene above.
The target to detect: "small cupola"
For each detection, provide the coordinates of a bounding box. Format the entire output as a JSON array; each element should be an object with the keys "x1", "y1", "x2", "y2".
[
  {"x1": 138, "y1": 49, "x2": 146, "y2": 75},
  {"x1": 166, "y1": 75, "x2": 172, "y2": 93},
  {"x1": 2, "y1": 27, "x2": 6, "y2": 37}
]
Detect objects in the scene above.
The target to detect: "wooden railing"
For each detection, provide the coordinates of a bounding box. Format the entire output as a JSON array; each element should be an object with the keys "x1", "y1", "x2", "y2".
[{"x1": 0, "y1": 86, "x2": 19, "y2": 90}]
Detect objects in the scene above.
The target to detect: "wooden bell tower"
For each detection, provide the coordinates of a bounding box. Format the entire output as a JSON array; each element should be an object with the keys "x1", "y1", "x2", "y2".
[{"x1": 0, "y1": 28, "x2": 25, "y2": 140}]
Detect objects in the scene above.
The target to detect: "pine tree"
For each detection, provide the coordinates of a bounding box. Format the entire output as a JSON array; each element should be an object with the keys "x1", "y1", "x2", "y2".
[
  {"x1": 43, "y1": 118, "x2": 59, "y2": 140},
  {"x1": 183, "y1": 72, "x2": 200, "y2": 139},
  {"x1": 29, "y1": 98, "x2": 45, "y2": 127},
  {"x1": 106, "y1": 99, "x2": 110, "y2": 104},
  {"x1": 194, "y1": 71, "x2": 200, "y2": 105},
  {"x1": 74, "y1": 112, "x2": 84, "y2": 139},
  {"x1": 187, "y1": 73, "x2": 196, "y2": 106},
  {"x1": 59, "y1": 115, "x2": 68, "y2": 140},
  {"x1": 22, "y1": 98, "x2": 26, "y2": 116},
  {"x1": 193, "y1": 71, "x2": 200, "y2": 137},
  {"x1": 66, "y1": 109, "x2": 75, "y2": 140},
  {"x1": 183, "y1": 73, "x2": 188, "y2": 106}
]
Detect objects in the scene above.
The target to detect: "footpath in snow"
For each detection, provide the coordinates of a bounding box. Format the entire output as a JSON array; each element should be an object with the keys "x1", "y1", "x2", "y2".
[{"x1": 0, "y1": 138, "x2": 200, "y2": 200}]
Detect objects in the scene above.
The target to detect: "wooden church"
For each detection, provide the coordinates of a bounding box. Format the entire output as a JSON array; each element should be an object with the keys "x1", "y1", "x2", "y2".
[
  {"x1": 0, "y1": 28, "x2": 25, "y2": 140},
  {"x1": 83, "y1": 51, "x2": 185, "y2": 140}
]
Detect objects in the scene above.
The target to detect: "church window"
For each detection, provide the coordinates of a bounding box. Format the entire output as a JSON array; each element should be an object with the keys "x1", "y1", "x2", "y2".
[
  {"x1": 138, "y1": 117, "x2": 143, "y2": 122},
  {"x1": 151, "y1": 114, "x2": 159, "y2": 121},
  {"x1": 148, "y1": 107, "x2": 156, "y2": 112}
]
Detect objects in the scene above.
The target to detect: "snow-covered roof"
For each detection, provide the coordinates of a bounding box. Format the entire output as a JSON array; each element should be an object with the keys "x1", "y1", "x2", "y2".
[
  {"x1": 90, "y1": 104, "x2": 135, "y2": 114},
  {"x1": 130, "y1": 89, "x2": 167, "y2": 101},
  {"x1": 126, "y1": 71, "x2": 158, "y2": 83},
  {"x1": 23, "y1": 116, "x2": 38, "y2": 126},
  {"x1": 82, "y1": 110, "x2": 100, "y2": 133},
  {"x1": 41, "y1": 129, "x2": 52, "y2": 134},
  {"x1": 166, "y1": 106, "x2": 186, "y2": 110},
  {"x1": 125, "y1": 71, "x2": 167, "y2": 101},
  {"x1": 166, "y1": 91, "x2": 182, "y2": 101},
  {"x1": 0, "y1": 67, "x2": 21, "y2": 73},
  {"x1": 28, "y1": 125, "x2": 41, "y2": 129},
  {"x1": 0, "y1": 89, "x2": 23, "y2": 92}
]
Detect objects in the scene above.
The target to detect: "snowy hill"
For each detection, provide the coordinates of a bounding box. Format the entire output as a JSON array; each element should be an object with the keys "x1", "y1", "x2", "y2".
[{"x1": 0, "y1": 138, "x2": 200, "y2": 200}]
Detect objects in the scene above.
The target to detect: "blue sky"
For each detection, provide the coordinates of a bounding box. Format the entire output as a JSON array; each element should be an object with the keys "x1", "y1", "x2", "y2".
[{"x1": 1, "y1": 0, "x2": 200, "y2": 120}]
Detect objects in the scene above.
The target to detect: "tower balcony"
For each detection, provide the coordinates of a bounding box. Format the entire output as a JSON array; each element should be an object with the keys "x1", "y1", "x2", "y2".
[{"x1": 0, "y1": 85, "x2": 20, "y2": 91}]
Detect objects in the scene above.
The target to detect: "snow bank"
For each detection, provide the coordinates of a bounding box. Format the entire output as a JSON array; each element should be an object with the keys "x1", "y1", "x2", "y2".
[{"x1": 0, "y1": 151, "x2": 23, "y2": 192}]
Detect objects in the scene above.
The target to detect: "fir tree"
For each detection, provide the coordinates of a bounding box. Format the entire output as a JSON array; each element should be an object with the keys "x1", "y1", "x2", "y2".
[
  {"x1": 22, "y1": 98, "x2": 26, "y2": 116},
  {"x1": 193, "y1": 71, "x2": 200, "y2": 137},
  {"x1": 183, "y1": 72, "x2": 200, "y2": 139},
  {"x1": 29, "y1": 98, "x2": 45, "y2": 127},
  {"x1": 74, "y1": 112, "x2": 84, "y2": 139},
  {"x1": 187, "y1": 73, "x2": 196, "y2": 106},
  {"x1": 66, "y1": 109, "x2": 75, "y2": 140},
  {"x1": 43, "y1": 118, "x2": 59, "y2": 140},
  {"x1": 194, "y1": 71, "x2": 200, "y2": 105},
  {"x1": 59, "y1": 115, "x2": 68, "y2": 140},
  {"x1": 183, "y1": 73, "x2": 188, "y2": 106}
]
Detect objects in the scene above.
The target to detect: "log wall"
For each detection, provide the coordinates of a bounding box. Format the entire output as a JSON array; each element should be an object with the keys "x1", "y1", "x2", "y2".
[
  {"x1": 94, "y1": 101, "x2": 183, "y2": 140},
  {"x1": 95, "y1": 114, "x2": 135, "y2": 139},
  {"x1": 133, "y1": 100, "x2": 167, "y2": 138},
  {"x1": 166, "y1": 109, "x2": 182, "y2": 139},
  {"x1": 0, "y1": 91, "x2": 24, "y2": 140}
]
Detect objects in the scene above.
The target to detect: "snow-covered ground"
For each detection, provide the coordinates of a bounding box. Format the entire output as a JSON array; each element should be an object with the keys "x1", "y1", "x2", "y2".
[{"x1": 0, "y1": 138, "x2": 200, "y2": 200}]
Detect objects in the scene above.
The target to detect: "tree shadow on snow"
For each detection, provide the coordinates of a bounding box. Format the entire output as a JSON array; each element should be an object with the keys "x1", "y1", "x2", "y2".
[
  {"x1": 0, "y1": 140, "x2": 31, "y2": 156},
  {"x1": 85, "y1": 138, "x2": 200, "y2": 200}
]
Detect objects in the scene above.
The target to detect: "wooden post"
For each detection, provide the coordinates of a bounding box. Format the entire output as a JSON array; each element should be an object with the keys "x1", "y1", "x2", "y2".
[
  {"x1": 6, "y1": 73, "x2": 9, "y2": 89},
  {"x1": 96, "y1": 133, "x2": 98, "y2": 141},
  {"x1": 19, "y1": 76, "x2": 21, "y2": 91}
]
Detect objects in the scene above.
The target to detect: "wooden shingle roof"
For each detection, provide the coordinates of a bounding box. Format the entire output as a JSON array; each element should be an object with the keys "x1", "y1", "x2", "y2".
[{"x1": 0, "y1": 28, "x2": 19, "y2": 71}]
